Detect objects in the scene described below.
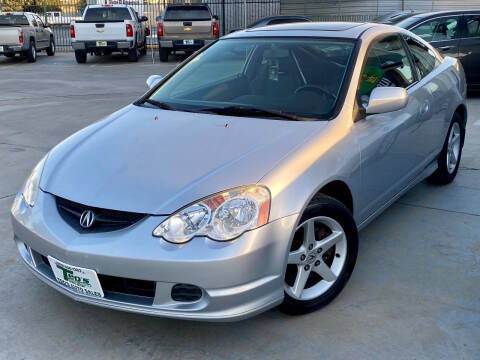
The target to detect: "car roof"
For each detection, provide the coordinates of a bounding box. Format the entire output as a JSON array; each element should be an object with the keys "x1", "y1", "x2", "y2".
[
  {"x1": 407, "y1": 9, "x2": 480, "y2": 19},
  {"x1": 225, "y1": 22, "x2": 382, "y2": 39}
]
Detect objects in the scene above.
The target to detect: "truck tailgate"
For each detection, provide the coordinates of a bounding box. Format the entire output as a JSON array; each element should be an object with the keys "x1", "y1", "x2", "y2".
[
  {"x1": 0, "y1": 27, "x2": 21, "y2": 45},
  {"x1": 163, "y1": 20, "x2": 212, "y2": 39},
  {"x1": 73, "y1": 21, "x2": 127, "y2": 41}
]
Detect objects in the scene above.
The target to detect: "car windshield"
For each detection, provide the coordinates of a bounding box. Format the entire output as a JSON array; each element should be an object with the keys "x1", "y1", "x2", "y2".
[
  {"x1": 84, "y1": 8, "x2": 132, "y2": 21},
  {"x1": 164, "y1": 6, "x2": 211, "y2": 21},
  {"x1": 0, "y1": 14, "x2": 29, "y2": 25},
  {"x1": 396, "y1": 16, "x2": 423, "y2": 29},
  {"x1": 146, "y1": 38, "x2": 356, "y2": 120}
]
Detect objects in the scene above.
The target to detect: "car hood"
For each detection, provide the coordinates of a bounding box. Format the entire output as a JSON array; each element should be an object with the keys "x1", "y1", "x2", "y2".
[{"x1": 41, "y1": 105, "x2": 325, "y2": 215}]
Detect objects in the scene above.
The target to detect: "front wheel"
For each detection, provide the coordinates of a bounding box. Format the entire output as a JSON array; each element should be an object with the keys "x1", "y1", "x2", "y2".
[
  {"x1": 427, "y1": 113, "x2": 465, "y2": 185},
  {"x1": 279, "y1": 195, "x2": 358, "y2": 315},
  {"x1": 26, "y1": 40, "x2": 36, "y2": 62},
  {"x1": 74, "y1": 50, "x2": 87, "y2": 64},
  {"x1": 159, "y1": 47, "x2": 169, "y2": 62},
  {"x1": 129, "y1": 44, "x2": 139, "y2": 62},
  {"x1": 140, "y1": 37, "x2": 147, "y2": 55},
  {"x1": 46, "y1": 37, "x2": 55, "y2": 56}
]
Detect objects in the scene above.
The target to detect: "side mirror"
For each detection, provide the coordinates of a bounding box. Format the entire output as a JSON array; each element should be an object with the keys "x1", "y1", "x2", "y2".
[
  {"x1": 146, "y1": 75, "x2": 163, "y2": 89},
  {"x1": 366, "y1": 87, "x2": 408, "y2": 114},
  {"x1": 141, "y1": 16, "x2": 148, "y2": 22},
  {"x1": 213, "y1": 15, "x2": 219, "y2": 20}
]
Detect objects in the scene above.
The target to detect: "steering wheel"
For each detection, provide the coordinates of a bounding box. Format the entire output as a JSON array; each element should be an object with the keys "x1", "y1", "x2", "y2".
[{"x1": 294, "y1": 85, "x2": 336, "y2": 102}]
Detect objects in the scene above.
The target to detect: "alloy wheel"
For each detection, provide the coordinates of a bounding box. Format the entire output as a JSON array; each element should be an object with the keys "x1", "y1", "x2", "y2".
[
  {"x1": 446, "y1": 122, "x2": 461, "y2": 174},
  {"x1": 284, "y1": 216, "x2": 347, "y2": 301}
]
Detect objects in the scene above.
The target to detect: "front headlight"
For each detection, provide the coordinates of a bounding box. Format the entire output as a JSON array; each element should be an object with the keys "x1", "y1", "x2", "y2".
[
  {"x1": 22, "y1": 155, "x2": 47, "y2": 207},
  {"x1": 153, "y1": 185, "x2": 270, "y2": 243}
]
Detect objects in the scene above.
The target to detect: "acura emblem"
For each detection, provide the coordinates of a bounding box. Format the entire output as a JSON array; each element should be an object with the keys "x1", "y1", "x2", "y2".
[{"x1": 79, "y1": 210, "x2": 95, "y2": 228}]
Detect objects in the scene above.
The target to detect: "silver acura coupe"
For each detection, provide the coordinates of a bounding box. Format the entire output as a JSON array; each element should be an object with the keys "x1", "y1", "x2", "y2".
[{"x1": 11, "y1": 22, "x2": 467, "y2": 321}]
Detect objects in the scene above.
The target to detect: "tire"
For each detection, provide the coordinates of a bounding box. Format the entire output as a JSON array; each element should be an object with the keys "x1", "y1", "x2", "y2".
[
  {"x1": 427, "y1": 113, "x2": 465, "y2": 185},
  {"x1": 74, "y1": 50, "x2": 87, "y2": 64},
  {"x1": 159, "y1": 47, "x2": 168, "y2": 62},
  {"x1": 140, "y1": 37, "x2": 147, "y2": 55},
  {"x1": 26, "y1": 40, "x2": 36, "y2": 63},
  {"x1": 129, "y1": 44, "x2": 139, "y2": 62},
  {"x1": 279, "y1": 195, "x2": 358, "y2": 315},
  {"x1": 46, "y1": 37, "x2": 55, "y2": 56}
]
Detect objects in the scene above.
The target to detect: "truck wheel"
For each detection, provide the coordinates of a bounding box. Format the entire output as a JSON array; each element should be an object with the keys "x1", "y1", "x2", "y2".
[
  {"x1": 129, "y1": 44, "x2": 139, "y2": 62},
  {"x1": 159, "y1": 48, "x2": 168, "y2": 62},
  {"x1": 26, "y1": 40, "x2": 37, "y2": 63},
  {"x1": 140, "y1": 37, "x2": 147, "y2": 55},
  {"x1": 46, "y1": 37, "x2": 55, "y2": 56},
  {"x1": 74, "y1": 50, "x2": 87, "y2": 64}
]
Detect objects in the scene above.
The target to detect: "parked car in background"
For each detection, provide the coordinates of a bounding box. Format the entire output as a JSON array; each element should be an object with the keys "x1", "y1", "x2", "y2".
[
  {"x1": 247, "y1": 15, "x2": 312, "y2": 28},
  {"x1": 156, "y1": 3, "x2": 219, "y2": 62},
  {"x1": 0, "y1": 12, "x2": 55, "y2": 62},
  {"x1": 229, "y1": 15, "x2": 312, "y2": 33},
  {"x1": 70, "y1": 4, "x2": 148, "y2": 63},
  {"x1": 374, "y1": 10, "x2": 418, "y2": 25},
  {"x1": 391, "y1": 10, "x2": 480, "y2": 89},
  {"x1": 12, "y1": 23, "x2": 467, "y2": 321}
]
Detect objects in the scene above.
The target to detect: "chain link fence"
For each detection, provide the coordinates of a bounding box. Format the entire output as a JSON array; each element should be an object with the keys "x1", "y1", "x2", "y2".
[{"x1": 0, "y1": 0, "x2": 281, "y2": 52}]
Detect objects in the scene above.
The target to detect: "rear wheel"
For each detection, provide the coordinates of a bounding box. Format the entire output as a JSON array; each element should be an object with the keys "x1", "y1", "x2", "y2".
[
  {"x1": 159, "y1": 47, "x2": 169, "y2": 62},
  {"x1": 279, "y1": 195, "x2": 358, "y2": 315},
  {"x1": 26, "y1": 40, "x2": 36, "y2": 62},
  {"x1": 427, "y1": 113, "x2": 464, "y2": 185},
  {"x1": 46, "y1": 37, "x2": 55, "y2": 56},
  {"x1": 129, "y1": 43, "x2": 139, "y2": 62},
  {"x1": 74, "y1": 49, "x2": 87, "y2": 64}
]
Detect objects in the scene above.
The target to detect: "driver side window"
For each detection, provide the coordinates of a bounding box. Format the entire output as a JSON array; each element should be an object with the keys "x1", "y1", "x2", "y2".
[{"x1": 358, "y1": 35, "x2": 414, "y2": 106}]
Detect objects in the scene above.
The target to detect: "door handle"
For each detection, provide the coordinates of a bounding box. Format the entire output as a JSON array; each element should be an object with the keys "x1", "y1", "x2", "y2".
[
  {"x1": 420, "y1": 102, "x2": 430, "y2": 115},
  {"x1": 438, "y1": 46, "x2": 451, "y2": 51}
]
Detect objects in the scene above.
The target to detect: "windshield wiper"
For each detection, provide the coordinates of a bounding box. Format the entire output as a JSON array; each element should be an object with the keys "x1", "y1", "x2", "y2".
[
  {"x1": 141, "y1": 99, "x2": 175, "y2": 110},
  {"x1": 196, "y1": 105, "x2": 315, "y2": 121}
]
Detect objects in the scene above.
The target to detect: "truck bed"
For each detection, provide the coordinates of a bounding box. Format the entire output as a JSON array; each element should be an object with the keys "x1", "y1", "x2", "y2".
[
  {"x1": 0, "y1": 26, "x2": 22, "y2": 46},
  {"x1": 72, "y1": 20, "x2": 130, "y2": 41}
]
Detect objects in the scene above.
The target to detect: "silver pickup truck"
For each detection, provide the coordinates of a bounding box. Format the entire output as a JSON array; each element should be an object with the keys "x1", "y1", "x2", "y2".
[{"x1": 0, "y1": 12, "x2": 55, "y2": 62}]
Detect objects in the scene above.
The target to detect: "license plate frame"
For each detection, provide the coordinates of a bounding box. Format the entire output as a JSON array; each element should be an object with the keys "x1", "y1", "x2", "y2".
[
  {"x1": 96, "y1": 40, "x2": 107, "y2": 47},
  {"x1": 48, "y1": 256, "x2": 104, "y2": 298},
  {"x1": 183, "y1": 39, "x2": 194, "y2": 45}
]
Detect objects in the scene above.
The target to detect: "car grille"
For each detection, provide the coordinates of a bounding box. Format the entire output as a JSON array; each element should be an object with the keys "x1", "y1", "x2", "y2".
[{"x1": 56, "y1": 196, "x2": 146, "y2": 233}]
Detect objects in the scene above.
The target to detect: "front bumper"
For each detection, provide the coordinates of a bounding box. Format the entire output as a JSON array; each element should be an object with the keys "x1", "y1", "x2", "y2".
[
  {"x1": 11, "y1": 191, "x2": 297, "y2": 321},
  {"x1": 72, "y1": 40, "x2": 132, "y2": 52}
]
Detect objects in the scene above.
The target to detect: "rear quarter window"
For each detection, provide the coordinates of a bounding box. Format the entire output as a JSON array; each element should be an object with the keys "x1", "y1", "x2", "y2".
[
  {"x1": 84, "y1": 8, "x2": 132, "y2": 21},
  {"x1": 164, "y1": 6, "x2": 211, "y2": 21}
]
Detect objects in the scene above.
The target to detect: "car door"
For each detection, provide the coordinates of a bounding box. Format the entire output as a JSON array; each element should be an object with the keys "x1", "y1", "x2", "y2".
[
  {"x1": 355, "y1": 34, "x2": 433, "y2": 222},
  {"x1": 458, "y1": 13, "x2": 480, "y2": 87},
  {"x1": 409, "y1": 15, "x2": 461, "y2": 59},
  {"x1": 34, "y1": 15, "x2": 49, "y2": 48},
  {"x1": 403, "y1": 35, "x2": 447, "y2": 157}
]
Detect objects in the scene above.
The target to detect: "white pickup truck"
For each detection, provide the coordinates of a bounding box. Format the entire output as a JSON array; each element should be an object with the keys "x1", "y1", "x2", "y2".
[{"x1": 70, "y1": 5, "x2": 148, "y2": 63}]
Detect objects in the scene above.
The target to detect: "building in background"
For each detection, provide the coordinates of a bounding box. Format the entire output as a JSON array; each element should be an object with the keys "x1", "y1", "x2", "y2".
[{"x1": 280, "y1": 0, "x2": 480, "y2": 21}]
